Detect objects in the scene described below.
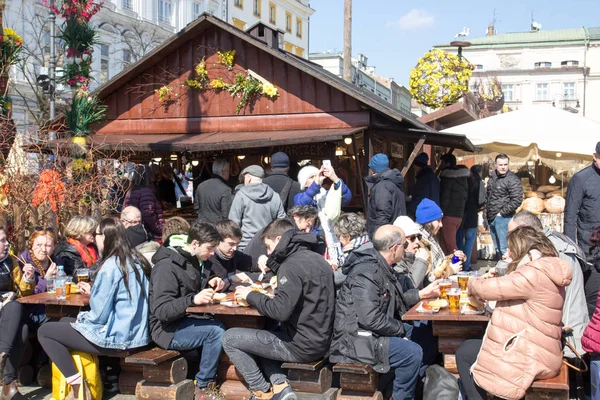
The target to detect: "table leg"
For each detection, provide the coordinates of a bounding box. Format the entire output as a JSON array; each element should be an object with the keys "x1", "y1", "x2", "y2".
[
  {"x1": 215, "y1": 315, "x2": 266, "y2": 400},
  {"x1": 432, "y1": 321, "x2": 487, "y2": 374}
]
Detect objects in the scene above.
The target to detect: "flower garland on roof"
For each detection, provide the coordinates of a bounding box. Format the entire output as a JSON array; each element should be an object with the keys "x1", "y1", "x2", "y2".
[
  {"x1": 409, "y1": 49, "x2": 473, "y2": 110},
  {"x1": 161, "y1": 49, "x2": 278, "y2": 114}
]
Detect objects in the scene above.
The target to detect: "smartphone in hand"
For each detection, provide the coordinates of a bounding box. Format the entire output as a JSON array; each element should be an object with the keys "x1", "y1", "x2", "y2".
[{"x1": 322, "y1": 160, "x2": 331, "y2": 168}]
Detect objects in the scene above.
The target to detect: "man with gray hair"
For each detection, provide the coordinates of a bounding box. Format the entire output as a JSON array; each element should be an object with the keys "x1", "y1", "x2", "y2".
[
  {"x1": 508, "y1": 211, "x2": 589, "y2": 358},
  {"x1": 194, "y1": 159, "x2": 233, "y2": 223}
]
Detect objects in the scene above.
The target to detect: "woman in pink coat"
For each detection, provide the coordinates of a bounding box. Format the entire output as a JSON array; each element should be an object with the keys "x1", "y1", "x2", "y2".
[{"x1": 456, "y1": 226, "x2": 572, "y2": 400}]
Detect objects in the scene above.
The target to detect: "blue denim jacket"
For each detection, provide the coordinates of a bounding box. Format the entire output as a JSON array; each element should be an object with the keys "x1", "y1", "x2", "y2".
[{"x1": 72, "y1": 256, "x2": 150, "y2": 350}]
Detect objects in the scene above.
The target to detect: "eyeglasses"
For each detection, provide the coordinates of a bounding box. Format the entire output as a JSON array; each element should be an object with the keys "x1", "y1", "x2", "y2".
[{"x1": 406, "y1": 234, "x2": 422, "y2": 242}]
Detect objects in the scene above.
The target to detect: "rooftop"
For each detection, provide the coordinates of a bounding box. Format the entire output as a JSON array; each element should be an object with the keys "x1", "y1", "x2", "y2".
[{"x1": 436, "y1": 26, "x2": 600, "y2": 49}]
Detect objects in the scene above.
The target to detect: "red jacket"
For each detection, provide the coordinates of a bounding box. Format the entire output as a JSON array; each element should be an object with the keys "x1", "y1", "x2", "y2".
[
  {"x1": 582, "y1": 292, "x2": 600, "y2": 353},
  {"x1": 124, "y1": 188, "x2": 164, "y2": 240}
]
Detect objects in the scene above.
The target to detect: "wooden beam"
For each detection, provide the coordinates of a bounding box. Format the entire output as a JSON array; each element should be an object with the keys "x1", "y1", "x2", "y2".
[
  {"x1": 351, "y1": 132, "x2": 368, "y2": 212},
  {"x1": 401, "y1": 135, "x2": 426, "y2": 177},
  {"x1": 94, "y1": 112, "x2": 371, "y2": 135}
]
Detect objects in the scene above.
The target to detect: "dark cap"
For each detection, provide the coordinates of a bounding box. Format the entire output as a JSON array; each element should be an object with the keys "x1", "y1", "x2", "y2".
[
  {"x1": 596, "y1": 141, "x2": 600, "y2": 155},
  {"x1": 271, "y1": 152, "x2": 290, "y2": 169}
]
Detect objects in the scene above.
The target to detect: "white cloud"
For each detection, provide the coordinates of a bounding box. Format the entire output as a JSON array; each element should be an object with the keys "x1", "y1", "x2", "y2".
[{"x1": 387, "y1": 9, "x2": 435, "y2": 30}]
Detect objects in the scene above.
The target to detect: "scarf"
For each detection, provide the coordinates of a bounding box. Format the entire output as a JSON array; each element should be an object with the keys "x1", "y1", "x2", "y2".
[
  {"x1": 67, "y1": 238, "x2": 98, "y2": 267},
  {"x1": 214, "y1": 247, "x2": 233, "y2": 261},
  {"x1": 338, "y1": 235, "x2": 370, "y2": 266},
  {"x1": 418, "y1": 225, "x2": 445, "y2": 270}
]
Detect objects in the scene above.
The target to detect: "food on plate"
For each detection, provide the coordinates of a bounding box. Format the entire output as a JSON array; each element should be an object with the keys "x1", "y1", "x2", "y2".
[
  {"x1": 270, "y1": 276, "x2": 277, "y2": 288},
  {"x1": 212, "y1": 292, "x2": 235, "y2": 303},
  {"x1": 236, "y1": 297, "x2": 250, "y2": 307},
  {"x1": 251, "y1": 283, "x2": 268, "y2": 294},
  {"x1": 423, "y1": 299, "x2": 448, "y2": 310},
  {"x1": 467, "y1": 296, "x2": 484, "y2": 311}
]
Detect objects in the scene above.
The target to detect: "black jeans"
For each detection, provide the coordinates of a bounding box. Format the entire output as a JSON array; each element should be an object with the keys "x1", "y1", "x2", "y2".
[
  {"x1": 37, "y1": 317, "x2": 121, "y2": 378},
  {"x1": 456, "y1": 339, "x2": 488, "y2": 400},
  {"x1": 222, "y1": 328, "x2": 307, "y2": 393},
  {"x1": 0, "y1": 301, "x2": 27, "y2": 385}
]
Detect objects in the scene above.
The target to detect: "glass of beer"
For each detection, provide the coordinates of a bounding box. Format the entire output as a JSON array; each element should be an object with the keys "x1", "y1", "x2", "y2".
[
  {"x1": 65, "y1": 277, "x2": 73, "y2": 298},
  {"x1": 439, "y1": 279, "x2": 452, "y2": 299},
  {"x1": 448, "y1": 288, "x2": 461, "y2": 313},
  {"x1": 76, "y1": 269, "x2": 90, "y2": 284},
  {"x1": 458, "y1": 272, "x2": 470, "y2": 291}
]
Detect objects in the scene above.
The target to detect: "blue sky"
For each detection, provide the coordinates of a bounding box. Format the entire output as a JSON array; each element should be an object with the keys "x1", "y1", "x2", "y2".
[{"x1": 308, "y1": 0, "x2": 600, "y2": 86}]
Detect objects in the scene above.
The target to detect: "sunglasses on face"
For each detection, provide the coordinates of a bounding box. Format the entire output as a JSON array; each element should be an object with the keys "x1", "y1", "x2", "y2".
[{"x1": 34, "y1": 226, "x2": 55, "y2": 233}]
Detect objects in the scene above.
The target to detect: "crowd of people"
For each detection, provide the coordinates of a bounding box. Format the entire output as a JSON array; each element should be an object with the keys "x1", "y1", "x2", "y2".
[{"x1": 0, "y1": 142, "x2": 598, "y2": 400}]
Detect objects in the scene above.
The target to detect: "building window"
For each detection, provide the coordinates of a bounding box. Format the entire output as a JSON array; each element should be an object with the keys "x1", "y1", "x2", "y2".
[
  {"x1": 296, "y1": 17, "x2": 302, "y2": 38},
  {"x1": 536, "y1": 83, "x2": 548, "y2": 101},
  {"x1": 285, "y1": 12, "x2": 292, "y2": 32},
  {"x1": 474, "y1": 64, "x2": 483, "y2": 70},
  {"x1": 253, "y1": 0, "x2": 261, "y2": 16},
  {"x1": 158, "y1": 0, "x2": 172, "y2": 24},
  {"x1": 234, "y1": 0, "x2": 243, "y2": 9},
  {"x1": 123, "y1": 0, "x2": 132, "y2": 9},
  {"x1": 268, "y1": 2, "x2": 276, "y2": 24},
  {"x1": 193, "y1": 1, "x2": 201, "y2": 17},
  {"x1": 100, "y1": 44, "x2": 110, "y2": 83},
  {"x1": 502, "y1": 84, "x2": 514, "y2": 101},
  {"x1": 561, "y1": 60, "x2": 579, "y2": 67},
  {"x1": 122, "y1": 49, "x2": 131, "y2": 68},
  {"x1": 534, "y1": 61, "x2": 552, "y2": 68},
  {"x1": 563, "y1": 82, "x2": 576, "y2": 100}
]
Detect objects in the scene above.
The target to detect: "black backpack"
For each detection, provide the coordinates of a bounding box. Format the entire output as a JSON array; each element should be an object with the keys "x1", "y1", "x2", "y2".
[{"x1": 423, "y1": 365, "x2": 459, "y2": 400}]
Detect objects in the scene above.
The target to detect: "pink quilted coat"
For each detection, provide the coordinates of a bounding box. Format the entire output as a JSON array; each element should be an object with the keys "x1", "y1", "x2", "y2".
[{"x1": 468, "y1": 257, "x2": 572, "y2": 400}]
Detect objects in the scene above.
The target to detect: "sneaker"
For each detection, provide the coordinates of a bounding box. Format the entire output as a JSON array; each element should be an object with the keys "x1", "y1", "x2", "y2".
[
  {"x1": 272, "y1": 383, "x2": 296, "y2": 400},
  {"x1": 248, "y1": 389, "x2": 274, "y2": 400}
]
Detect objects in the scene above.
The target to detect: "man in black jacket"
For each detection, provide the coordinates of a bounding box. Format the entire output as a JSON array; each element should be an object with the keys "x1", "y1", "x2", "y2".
[
  {"x1": 263, "y1": 152, "x2": 301, "y2": 212},
  {"x1": 194, "y1": 159, "x2": 233, "y2": 223},
  {"x1": 149, "y1": 221, "x2": 226, "y2": 399},
  {"x1": 223, "y1": 219, "x2": 335, "y2": 400},
  {"x1": 486, "y1": 154, "x2": 523, "y2": 260},
  {"x1": 209, "y1": 219, "x2": 257, "y2": 286},
  {"x1": 330, "y1": 224, "x2": 423, "y2": 400},
  {"x1": 439, "y1": 154, "x2": 470, "y2": 254},
  {"x1": 365, "y1": 153, "x2": 407, "y2": 238},
  {"x1": 565, "y1": 141, "x2": 600, "y2": 257}
]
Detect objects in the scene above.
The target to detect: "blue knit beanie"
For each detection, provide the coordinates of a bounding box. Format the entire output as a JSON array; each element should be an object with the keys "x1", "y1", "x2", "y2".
[
  {"x1": 414, "y1": 152, "x2": 429, "y2": 167},
  {"x1": 416, "y1": 198, "x2": 443, "y2": 225},
  {"x1": 368, "y1": 153, "x2": 389, "y2": 173}
]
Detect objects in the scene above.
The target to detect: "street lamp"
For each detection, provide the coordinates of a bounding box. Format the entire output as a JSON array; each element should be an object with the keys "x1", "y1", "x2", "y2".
[{"x1": 552, "y1": 91, "x2": 580, "y2": 113}]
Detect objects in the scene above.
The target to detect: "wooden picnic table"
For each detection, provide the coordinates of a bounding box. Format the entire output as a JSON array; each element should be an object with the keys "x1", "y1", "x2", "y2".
[
  {"x1": 402, "y1": 302, "x2": 490, "y2": 374},
  {"x1": 187, "y1": 299, "x2": 265, "y2": 400},
  {"x1": 18, "y1": 292, "x2": 90, "y2": 319}
]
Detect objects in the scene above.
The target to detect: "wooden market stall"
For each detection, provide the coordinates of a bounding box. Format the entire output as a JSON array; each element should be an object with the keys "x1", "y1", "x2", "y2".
[{"x1": 82, "y1": 14, "x2": 475, "y2": 214}]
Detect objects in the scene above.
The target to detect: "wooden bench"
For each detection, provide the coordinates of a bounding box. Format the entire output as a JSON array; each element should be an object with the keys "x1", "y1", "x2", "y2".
[
  {"x1": 281, "y1": 359, "x2": 337, "y2": 400},
  {"x1": 332, "y1": 364, "x2": 382, "y2": 400},
  {"x1": 124, "y1": 347, "x2": 194, "y2": 400},
  {"x1": 526, "y1": 363, "x2": 570, "y2": 400}
]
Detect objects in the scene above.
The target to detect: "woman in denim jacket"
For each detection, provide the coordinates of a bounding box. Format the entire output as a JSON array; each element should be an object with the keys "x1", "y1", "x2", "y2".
[{"x1": 38, "y1": 217, "x2": 151, "y2": 400}]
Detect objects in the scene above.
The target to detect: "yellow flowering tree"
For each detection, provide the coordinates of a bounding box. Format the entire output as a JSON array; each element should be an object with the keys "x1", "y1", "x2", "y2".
[{"x1": 409, "y1": 49, "x2": 473, "y2": 109}]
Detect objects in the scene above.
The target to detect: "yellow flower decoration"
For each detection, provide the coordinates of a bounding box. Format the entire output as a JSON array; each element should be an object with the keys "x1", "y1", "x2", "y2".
[
  {"x1": 217, "y1": 50, "x2": 236, "y2": 69},
  {"x1": 3, "y1": 28, "x2": 23, "y2": 45},
  {"x1": 409, "y1": 49, "x2": 473, "y2": 109},
  {"x1": 261, "y1": 82, "x2": 278, "y2": 98},
  {"x1": 155, "y1": 85, "x2": 173, "y2": 102},
  {"x1": 210, "y1": 78, "x2": 226, "y2": 89}
]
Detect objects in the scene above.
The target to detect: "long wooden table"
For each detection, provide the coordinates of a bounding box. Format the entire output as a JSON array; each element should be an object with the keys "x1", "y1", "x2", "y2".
[
  {"x1": 402, "y1": 303, "x2": 490, "y2": 374},
  {"x1": 187, "y1": 302, "x2": 265, "y2": 400},
  {"x1": 18, "y1": 292, "x2": 90, "y2": 319}
]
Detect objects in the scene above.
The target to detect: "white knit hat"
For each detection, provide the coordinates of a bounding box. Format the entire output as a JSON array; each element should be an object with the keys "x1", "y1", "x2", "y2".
[
  {"x1": 297, "y1": 166, "x2": 320, "y2": 191},
  {"x1": 393, "y1": 216, "x2": 420, "y2": 237}
]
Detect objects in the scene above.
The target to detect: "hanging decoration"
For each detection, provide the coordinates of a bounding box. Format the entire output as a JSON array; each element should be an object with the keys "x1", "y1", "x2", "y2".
[
  {"x1": 44, "y1": 0, "x2": 106, "y2": 147},
  {"x1": 409, "y1": 49, "x2": 473, "y2": 110},
  {"x1": 0, "y1": 28, "x2": 23, "y2": 78},
  {"x1": 471, "y1": 76, "x2": 504, "y2": 112},
  {"x1": 160, "y1": 49, "x2": 278, "y2": 114}
]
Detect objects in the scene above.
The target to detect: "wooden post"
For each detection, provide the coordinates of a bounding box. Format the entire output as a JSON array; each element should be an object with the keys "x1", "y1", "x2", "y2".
[
  {"x1": 343, "y1": 0, "x2": 352, "y2": 82},
  {"x1": 352, "y1": 132, "x2": 368, "y2": 211},
  {"x1": 401, "y1": 136, "x2": 427, "y2": 177}
]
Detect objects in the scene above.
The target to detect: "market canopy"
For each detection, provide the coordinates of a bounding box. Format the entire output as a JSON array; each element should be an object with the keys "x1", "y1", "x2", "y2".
[{"x1": 442, "y1": 106, "x2": 599, "y2": 160}]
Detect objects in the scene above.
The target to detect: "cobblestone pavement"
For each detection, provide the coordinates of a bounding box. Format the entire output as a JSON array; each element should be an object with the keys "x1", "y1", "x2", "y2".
[{"x1": 20, "y1": 385, "x2": 136, "y2": 399}]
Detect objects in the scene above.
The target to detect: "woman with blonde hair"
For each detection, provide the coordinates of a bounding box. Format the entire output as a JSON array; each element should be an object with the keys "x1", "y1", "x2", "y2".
[
  {"x1": 54, "y1": 216, "x2": 99, "y2": 275},
  {"x1": 456, "y1": 226, "x2": 571, "y2": 400}
]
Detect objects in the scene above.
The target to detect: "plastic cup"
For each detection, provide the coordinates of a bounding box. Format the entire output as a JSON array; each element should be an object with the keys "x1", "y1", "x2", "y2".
[
  {"x1": 439, "y1": 279, "x2": 452, "y2": 300},
  {"x1": 46, "y1": 278, "x2": 55, "y2": 294},
  {"x1": 448, "y1": 289, "x2": 461, "y2": 313},
  {"x1": 458, "y1": 272, "x2": 470, "y2": 291}
]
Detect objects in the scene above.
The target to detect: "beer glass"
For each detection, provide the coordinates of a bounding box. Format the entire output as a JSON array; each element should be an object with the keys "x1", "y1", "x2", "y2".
[
  {"x1": 439, "y1": 279, "x2": 452, "y2": 300},
  {"x1": 448, "y1": 288, "x2": 461, "y2": 313},
  {"x1": 76, "y1": 268, "x2": 90, "y2": 283},
  {"x1": 458, "y1": 272, "x2": 470, "y2": 291},
  {"x1": 65, "y1": 277, "x2": 73, "y2": 298},
  {"x1": 47, "y1": 277, "x2": 56, "y2": 294}
]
